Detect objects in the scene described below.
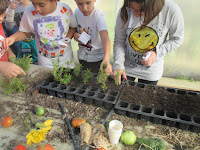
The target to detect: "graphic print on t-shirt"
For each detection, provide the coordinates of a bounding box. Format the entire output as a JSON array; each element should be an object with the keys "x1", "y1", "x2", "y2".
[
  {"x1": 78, "y1": 24, "x2": 93, "y2": 51},
  {"x1": 127, "y1": 26, "x2": 159, "y2": 68},
  {"x1": 129, "y1": 26, "x2": 158, "y2": 53}
]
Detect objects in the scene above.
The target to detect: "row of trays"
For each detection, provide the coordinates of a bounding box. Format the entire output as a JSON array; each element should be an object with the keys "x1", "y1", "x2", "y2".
[
  {"x1": 37, "y1": 78, "x2": 200, "y2": 132},
  {"x1": 115, "y1": 100, "x2": 200, "y2": 133},
  {"x1": 38, "y1": 81, "x2": 119, "y2": 110}
]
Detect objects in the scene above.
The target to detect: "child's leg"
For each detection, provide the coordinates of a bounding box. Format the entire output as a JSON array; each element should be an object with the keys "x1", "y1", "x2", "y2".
[{"x1": 79, "y1": 60, "x2": 102, "y2": 73}]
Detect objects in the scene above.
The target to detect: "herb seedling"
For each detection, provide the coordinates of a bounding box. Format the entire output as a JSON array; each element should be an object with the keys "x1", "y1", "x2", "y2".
[
  {"x1": 73, "y1": 64, "x2": 83, "y2": 77},
  {"x1": 52, "y1": 56, "x2": 73, "y2": 84},
  {"x1": 97, "y1": 63, "x2": 109, "y2": 92},
  {"x1": 0, "y1": 55, "x2": 32, "y2": 95},
  {"x1": 82, "y1": 68, "x2": 93, "y2": 84}
]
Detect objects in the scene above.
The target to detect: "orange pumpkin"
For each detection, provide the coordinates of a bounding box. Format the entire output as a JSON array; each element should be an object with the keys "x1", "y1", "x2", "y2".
[{"x1": 71, "y1": 118, "x2": 86, "y2": 128}]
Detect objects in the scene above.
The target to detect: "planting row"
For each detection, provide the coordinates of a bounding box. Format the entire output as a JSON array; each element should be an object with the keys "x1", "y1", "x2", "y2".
[
  {"x1": 127, "y1": 80, "x2": 200, "y2": 96},
  {"x1": 37, "y1": 81, "x2": 119, "y2": 110},
  {"x1": 115, "y1": 100, "x2": 200, "y2": 133}
]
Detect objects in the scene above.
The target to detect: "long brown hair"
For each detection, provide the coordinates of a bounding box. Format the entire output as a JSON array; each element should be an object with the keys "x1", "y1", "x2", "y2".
[
  {"x1": 0, "y1": 0, "x2": 8, "y2": 15},
  {"x1": 120, "y1": 0, "x2": 165, "y2": 28}
]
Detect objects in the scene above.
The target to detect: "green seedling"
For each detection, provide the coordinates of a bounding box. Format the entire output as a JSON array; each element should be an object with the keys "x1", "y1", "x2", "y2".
[
  {"x1": 0, "y1": 55, "x2": 32, "y2": 95},
  {"x1": 82, "y1": 68, "x2": 93, "y2": 84},
  {"x1": 52, "y1": 55, "x2": 73, "y2": 84},
  {"x1": 97, "y1": 63, "x2": 109, "y2": 92},
  {"x1": 73, "y1": 64, "x2": 83, "y2": 77}
]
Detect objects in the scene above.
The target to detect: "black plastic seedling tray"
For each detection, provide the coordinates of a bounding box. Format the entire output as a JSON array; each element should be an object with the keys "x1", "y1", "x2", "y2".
[
  {"x1": 37, "y1": 76, "x2": 200, "y2": 132},
  {"x1": 114, "y1": 81, "x2": 200, "y2": 133},
  {"x1": 37, "y1": 79, "x2": 119, "y2": 110}
]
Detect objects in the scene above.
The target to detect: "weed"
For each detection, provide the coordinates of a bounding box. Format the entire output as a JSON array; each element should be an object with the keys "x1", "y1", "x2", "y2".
[
  {"x1": 82, "y1": 68, "x2": 93, "y2": 84},
  {"x1": 175, "y1": 76, "x2": 196, "y2": 82}
]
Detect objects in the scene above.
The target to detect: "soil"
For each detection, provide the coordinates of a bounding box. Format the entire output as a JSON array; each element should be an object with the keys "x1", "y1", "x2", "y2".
[
  {"x1": 120, "y1": 83, "x2": 200, "y2": 116},
  {"x1": 0, "y1": 66, "x2": 200, "y2": 150}
]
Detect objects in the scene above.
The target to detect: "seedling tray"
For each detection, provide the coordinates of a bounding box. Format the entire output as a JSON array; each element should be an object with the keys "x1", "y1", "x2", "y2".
[
  {"x1": 114, "y1": 81, "x2": 200, "y2": 132},
  {"x1": 37, "y1": 79, "x2": 119, "y2": 110}
]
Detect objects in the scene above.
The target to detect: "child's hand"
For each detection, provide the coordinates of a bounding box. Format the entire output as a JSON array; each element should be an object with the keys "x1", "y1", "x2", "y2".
[
  {"x1": 0, "y1": 62, "x2": 26, "y2": 78},
  {"x1": 74, "y1": 32, "x2": 84, "y2": 45},
  {"x1": 100, "y1": 60, "x2": 112, "y2": 75},
  {"x1": 111, "y1": 69, "x2": 127, "y2": 85},
  {"x1": 3, "y1": 37, "x2": 15, "y2": 50},
  {"x1": 73, "y1": 32, "x2": 80, "y2": 42},
  {"x1": 141, "y1": 51, "x2": 156, "y2": 66}
]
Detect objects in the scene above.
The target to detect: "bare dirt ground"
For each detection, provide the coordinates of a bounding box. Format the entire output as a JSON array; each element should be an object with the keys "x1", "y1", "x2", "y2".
[{"x1": 0, "y1": 65, "x2": 200, "y2": 150}]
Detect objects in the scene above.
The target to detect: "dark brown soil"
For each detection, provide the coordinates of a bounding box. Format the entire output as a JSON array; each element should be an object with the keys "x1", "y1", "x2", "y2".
[
  {"x1": 120, "y1": 83, "x2": 200, "y2": 116},
  {"x1": 1, "y1": 68, "x2": 200, "y2": 150}
]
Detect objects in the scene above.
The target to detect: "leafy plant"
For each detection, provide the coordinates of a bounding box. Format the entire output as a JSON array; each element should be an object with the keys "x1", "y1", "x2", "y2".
[
  {"x1": 73, "y1": 64, "x2": 83, "y2": 77},
  {"x1": 0, "y1": 55, "x2": 32, "y2": 95},
  {"x1": 82, "y1": 68, "x2": 93, "y2": 84},
  {"x1": 97, "y1": 63, "x2": 109, "y2": 92},
  {"x1": 0, "y1": 77, "x2": 26, "y2": 95},
  {"x1": 137, "y1": 137, "x2": 166, "y2": 150},
  {"x1": 10, "y1": 55, "x2": 32, "y2": 73},
  {"x1": 59, "y1": 73, "x2": 72, "y2": 85},
  {"x1": 52, "y1": 56, "x2": 73, "y2": 84}
]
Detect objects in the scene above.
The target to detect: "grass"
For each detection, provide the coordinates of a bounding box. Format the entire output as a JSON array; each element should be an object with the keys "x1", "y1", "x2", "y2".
[{"x1": 175, "y1": 76, "x2": 196, "y2": 82}]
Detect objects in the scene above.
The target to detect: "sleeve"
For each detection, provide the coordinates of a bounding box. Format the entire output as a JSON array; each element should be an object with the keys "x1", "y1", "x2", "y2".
[
  {"x1": 112, "y1": 10, "x2": 128, "y2": 71},
  {"x1": 19, "y1": 9, "x2": 32, "y2": 33},
  {"x1": 69, "y1": 7, "x2": 77, "y2": 28},
  {"x1": 5, "y1": 8, "x2": 15, "y2": 31},
  {"x1": 157, "y1": 4, "x2": 184, "y2": 58},
  {"x1": 96, "y1": 11, "x2": 107, "y2": 32}
]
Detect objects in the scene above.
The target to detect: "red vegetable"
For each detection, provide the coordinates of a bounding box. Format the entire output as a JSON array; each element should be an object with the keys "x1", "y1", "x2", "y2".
[
  {"x1": 71, "y1": 118, "x2": 86, "y2": 128},
  {"x1": 14, "y1": 145, "x2": 26, "y2": 150},
  {"x1": 36, "y1": 144, "x2": 54, "y2": 150},
  {"x1": 95, "y1": 147, "x2": 106, "y2": 150},
  {"x1": 1, "y1": 116, "x2": 13, "y2": 128}
]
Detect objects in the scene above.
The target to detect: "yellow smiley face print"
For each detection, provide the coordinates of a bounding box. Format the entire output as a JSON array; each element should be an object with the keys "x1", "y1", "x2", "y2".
[{"x1": 129, "y1": 26, "x2": 159, "y2": 53}]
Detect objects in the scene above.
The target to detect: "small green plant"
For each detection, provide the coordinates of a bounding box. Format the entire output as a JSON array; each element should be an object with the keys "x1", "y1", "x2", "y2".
[
  {"x1": 97, "y1": 63, "x2": 109, "y2": 92},
  {"x1": 52, "y1": 56, "x2": 73, "y2": 84},
  {"x1": 59, "y1": 73, "x2": 72, "y2": 84},
  {"x1": 137, "y1": 137, "x2": 166, "y2": 150},
  {"x1": 0, "y1": 77, "x2": 26, "y2": 95},
  {"x1": 0, "y1": 55, "x2": 32, "y2": 95},
  {"x1": 10, "y1": 55, "x2": 32, "y2": 73},
  {"x1": 73, "y1": 64, "x2": 83, "y2": 77},
  {"x1": 82, "y1": 68, "x2": 93, "y2": 84}
]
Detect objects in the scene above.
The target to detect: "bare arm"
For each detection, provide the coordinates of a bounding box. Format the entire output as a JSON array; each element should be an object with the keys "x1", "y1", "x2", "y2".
[
  {"x1": 66, "y1": 27, "x2": 76, "y2": 39},
  {"x1": 3, "y1": 31, "x2": 28, "y2": 50},
  {"x1": 99, "y1": 30, "x2": 112, "y2": 74}
]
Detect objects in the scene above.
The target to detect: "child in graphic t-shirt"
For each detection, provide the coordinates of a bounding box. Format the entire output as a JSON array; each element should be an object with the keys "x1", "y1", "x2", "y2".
[
  {"x1": 0, "y1": 0, "x2": 25, "y2": 77},
  {"x1": 73, "y1": 0, "x2": 112, "y2": 74},
  {"x1": 3, "y1": 0, "x2": 77, "y2": 69}
]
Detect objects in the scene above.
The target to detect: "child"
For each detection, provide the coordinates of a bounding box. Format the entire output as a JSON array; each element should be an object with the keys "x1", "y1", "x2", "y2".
[
  {"x1": 112, "y1": 0, "x2": 184, "y2": 85},
  {"x1": 0, "y1": 0, "x2": 26, "y2": 77},
  {"x1": 73, "y1": 0, "x2": 112, "y2": 74},
  {"x1": 5, "y1": 0, "x2": 33, "y2": 57},
  {"x1": 3, "y1": 0, "x2": 77, "y2": 69}
]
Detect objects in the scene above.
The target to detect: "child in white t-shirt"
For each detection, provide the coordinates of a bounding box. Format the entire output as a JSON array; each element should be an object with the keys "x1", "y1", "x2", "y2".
[
  {"x1": 74, "y1": 0, "x2": 112, "y2": 74},
  {"x1": 3, "y1": 0, "x2": 77, "y2": 69}
]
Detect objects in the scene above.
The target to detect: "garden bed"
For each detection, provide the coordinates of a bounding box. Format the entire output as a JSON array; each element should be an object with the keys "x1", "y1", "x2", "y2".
[{"x1": 1, "y1": 65, "x2": 200, "y2": 150}]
